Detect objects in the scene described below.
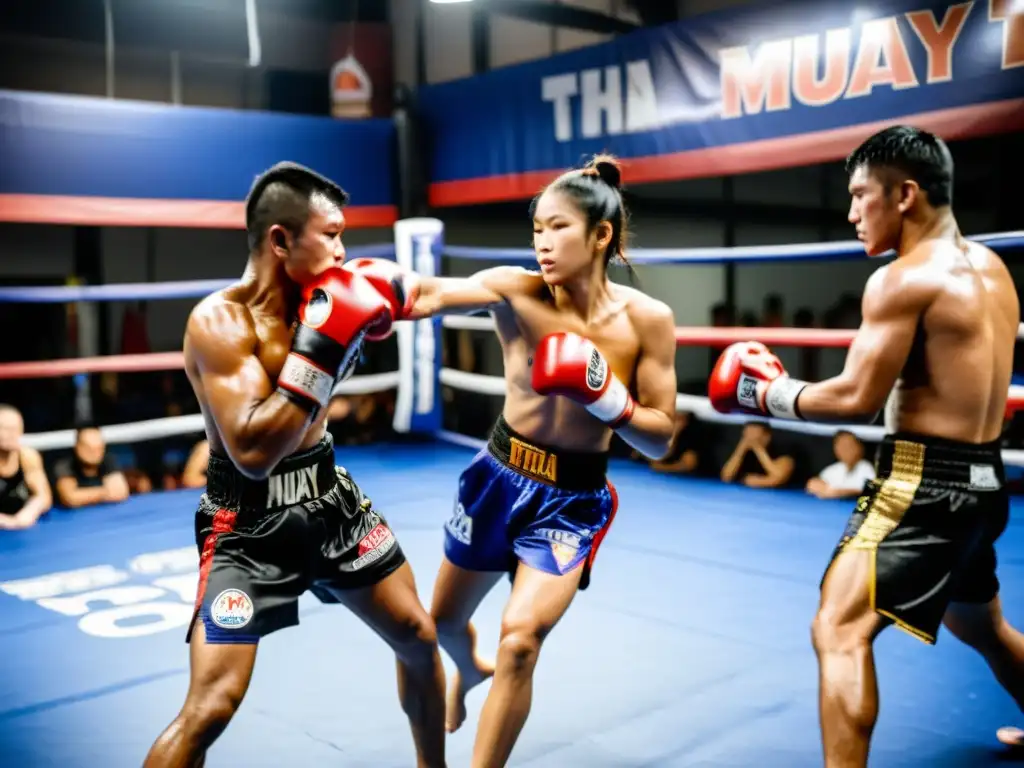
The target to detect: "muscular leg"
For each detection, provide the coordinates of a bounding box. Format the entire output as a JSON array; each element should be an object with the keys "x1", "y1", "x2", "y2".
[
  {"x1": 943, "y1": 597, "x2": 1024, "y2": 743},
  {"x1": 332, "y1": 562, "x2": 446, "y2": 768},
  {"x1": 471, "y1": 561, "x2": 582, "y2": 768},
  {"x1": 430, "y1": 557, "x2": 502, "y2": 732},
  {"x1": 143, "y1": 620, "x2": 258, "y2": 768},
  {"x1": 811, "y1": 549, "x2": 891, "y2": 768}
]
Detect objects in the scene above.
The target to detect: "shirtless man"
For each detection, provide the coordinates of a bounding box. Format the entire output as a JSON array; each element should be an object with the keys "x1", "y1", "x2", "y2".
[
  {"x1": 346, "y1": 154, "x2": 678, "y2": 767},
  {"x1": 708, "y1": 126, "x2": 1024, "y2": 766},
  {"x1": 143, "y1": 162, "x2": 446, "y2": 767}
]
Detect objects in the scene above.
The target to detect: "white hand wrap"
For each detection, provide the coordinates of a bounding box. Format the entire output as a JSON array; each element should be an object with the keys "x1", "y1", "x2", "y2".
[
  {"x1": 585, "y1": 375, "x2": 632, "y2": 425},
  {"x1": 763, "y1": 376, "x2": 808, "y2": 420},
  {"x1": 278, "y1": 353, "x2": 335, "y2": 410}
]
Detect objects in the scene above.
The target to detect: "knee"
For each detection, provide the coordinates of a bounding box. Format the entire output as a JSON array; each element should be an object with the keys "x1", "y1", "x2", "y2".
[
  {"x1": 180, "y1": 683, "x2": 245, "y2": 741},
  {"x1": 811, "y1": 607, "x2": 870, "y2": 656},
  {"x1": 496, "y1": 621, "x2": 544, "y2": 676},
  {"x1": 392, "y1": 612, "x2": 440, "y2": 666}
]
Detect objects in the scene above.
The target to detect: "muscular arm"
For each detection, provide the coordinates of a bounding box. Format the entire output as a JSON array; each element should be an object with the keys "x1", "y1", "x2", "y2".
[
  {"x1": 797, "y1": 266, "x2": 930, "y2": 420},
  {"x1": 409, "y1": 267, "x2": 531, "y2": 319},
  {"x1": 617, "y1": 302, "x2": 678, "y2": 460},
  {"x1": 187, "y1": 303, "x2": 313, "y2": 480}
]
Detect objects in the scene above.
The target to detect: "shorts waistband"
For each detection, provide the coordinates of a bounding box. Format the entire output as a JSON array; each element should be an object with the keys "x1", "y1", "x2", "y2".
[
  {"x1": 877, "y1": 432, "x2": 1004, "y2": 490},
  {"x1": 487, "y1": 415, "x2": 608, "y2": 491},
  {"x1": 206, "y1": 434, "x2": 338, "y2": 513}
]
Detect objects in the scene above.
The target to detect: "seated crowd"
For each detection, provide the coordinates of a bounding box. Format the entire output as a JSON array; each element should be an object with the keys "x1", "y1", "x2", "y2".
[
  {"x1": 0, "y1": 389, "x2": 397, "y2": 530},
  {"x1": 2, "y1": 388, "x2": 1019, "y2": 530}
]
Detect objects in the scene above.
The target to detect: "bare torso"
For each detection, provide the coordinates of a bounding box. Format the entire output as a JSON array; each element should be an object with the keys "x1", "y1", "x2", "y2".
[
  {"x1": 493, "y1": 272, "x2": 645, "y2": 452},
  {"x1": 888, "y1": 240, "x2": 1018, "y2": 443},
  {"x1": 184, "y1": 284, "x2": 328, "y2": 458}
]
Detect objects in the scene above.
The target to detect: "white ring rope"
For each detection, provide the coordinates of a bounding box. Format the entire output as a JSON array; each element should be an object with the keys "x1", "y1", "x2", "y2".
[
  {"x1": 438, "y1": 367, "x2": 1024, "y2": 465},
  {"x1": 442, "y1": 315, "x2": 1024, "y2": 340},
  {"x1": 22, "y1": 371, "x2": 400, "y2": 451}
]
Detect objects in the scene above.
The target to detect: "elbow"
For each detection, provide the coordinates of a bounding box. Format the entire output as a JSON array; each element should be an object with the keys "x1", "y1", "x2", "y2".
[
  {"x1": 774, "y1": 456, "x2": 795, "y2": 485},
  {"x1": 843, "y1": 386, "x2": 888, "y2": 419},
  {"x1": 650, "y1": 437, "x2": 673, "y2": 463},
  {"x1": 233, "y1": 455, "x2": 273, "y2": 481},
  {"x1": 231, "y1": 448, "x2": 281, "y2": 481}
]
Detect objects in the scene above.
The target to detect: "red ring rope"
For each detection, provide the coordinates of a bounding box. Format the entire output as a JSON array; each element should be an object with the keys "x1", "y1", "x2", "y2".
[
  {"x1": 675, "y1": 326, "x2": 855, "y2": 347},
  {"x1": 1, "y1": 329, "x2": 1021, "y2": 414}
]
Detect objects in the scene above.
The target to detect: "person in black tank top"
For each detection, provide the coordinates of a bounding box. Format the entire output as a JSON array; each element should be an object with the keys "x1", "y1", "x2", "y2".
[{"x1": 0, "y1": 405, "x2": 52, "y2": 530}]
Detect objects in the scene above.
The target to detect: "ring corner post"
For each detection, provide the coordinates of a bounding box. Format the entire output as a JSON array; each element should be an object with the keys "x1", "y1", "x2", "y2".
[{"x1": 392, "y1": 217, "x2": 444, "y2": 436}]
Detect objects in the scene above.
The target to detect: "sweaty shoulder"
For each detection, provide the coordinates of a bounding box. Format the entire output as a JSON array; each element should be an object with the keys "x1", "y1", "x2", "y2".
[
  {"x1": 863, "y1": 256, "x2": 940, "y2": 317},
  {"x1": 185, "y1": 291, "x2": 259, "y2": 367}
]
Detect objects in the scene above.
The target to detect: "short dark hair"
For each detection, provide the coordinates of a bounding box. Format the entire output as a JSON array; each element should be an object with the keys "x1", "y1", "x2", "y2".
[
  {"x1": 833, "y1": 430, "x2": 860, "y2": 443},
  {"x1": 245, "y1": 162, "x2": 350, "y2": 252},
  {"x1": 845, "y1": 126, "x2": 953, "y2": 207}
]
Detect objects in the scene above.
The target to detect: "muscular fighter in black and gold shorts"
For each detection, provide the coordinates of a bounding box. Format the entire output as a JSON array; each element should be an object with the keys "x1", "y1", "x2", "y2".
[{"x1": 710, "y1": 126, "x2": 1024, "y2": 766}]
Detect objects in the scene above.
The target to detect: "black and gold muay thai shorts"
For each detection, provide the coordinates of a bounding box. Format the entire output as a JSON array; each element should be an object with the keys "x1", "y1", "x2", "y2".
[
  {"x1": 188, "y1": 434, "x2": 406, "y2": 645},
  {"x1": 823, "y1": 432, "x2": 1009, "y2": 644}
]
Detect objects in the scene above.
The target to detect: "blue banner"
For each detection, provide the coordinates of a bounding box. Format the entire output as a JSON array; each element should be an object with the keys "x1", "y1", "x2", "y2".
[
  {"x1": 0, "y1": 90, "x2": 397, "y2": 228},
  {"x1": 419, "y1": 0, "x2": 1024, "y2": 206}
]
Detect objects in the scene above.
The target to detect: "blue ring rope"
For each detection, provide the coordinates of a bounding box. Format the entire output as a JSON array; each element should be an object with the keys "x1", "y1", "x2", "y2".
[
  {"x1": 445, "y1": 231, "x2": 1024, "y2": 264},
  {"x1": 0, "y1": 243, "x2": 397, "y2": 303},
  {"x1": 1, "y1": 232, "x2": 1021, "y2": 303}
]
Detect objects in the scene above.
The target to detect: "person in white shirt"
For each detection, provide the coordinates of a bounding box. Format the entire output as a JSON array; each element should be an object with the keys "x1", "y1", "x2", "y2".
[{"x1": 806, "y1": 430, "x2": 875, "y2": 499}]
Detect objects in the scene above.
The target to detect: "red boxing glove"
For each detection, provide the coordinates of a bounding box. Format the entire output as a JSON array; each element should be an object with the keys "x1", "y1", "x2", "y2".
[
  {"x1": 277, "y1": 267, "x2": 392, "y2": 413},
  {"x1": 708, "y1": 341, "x2": 808, "y2": 420},
  {"x1": 344, "y1": 258, "x2": 420, "y2": 341},
  {"x1": 531, "y1": 332, "x2": 635, "y2": 428}
]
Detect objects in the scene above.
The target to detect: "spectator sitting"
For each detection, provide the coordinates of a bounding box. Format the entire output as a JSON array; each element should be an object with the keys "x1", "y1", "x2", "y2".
[
  {"x1": 721, "y1": 422, "x2": 794, "y2": 489},
  {"x1": 649, "y1": 411, "x2": 700, "y2": 475},
  {"x1": 54, "y1": 426, "x2": 130, "y2": 508},
  {"x1": 807, "y1": 431, "x2": 876, "y2": 499},
  {"x1": 109, "y1": 445, "x2": 153, "y2": 495},
  {"x1": 0, "y1": 404, "x2": 52, "y2": 530}
]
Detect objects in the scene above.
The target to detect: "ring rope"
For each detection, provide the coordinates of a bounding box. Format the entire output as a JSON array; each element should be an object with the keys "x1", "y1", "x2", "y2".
[
  {"x1": 438, "y1": 367, "x2": 1024, "y2": 463},
  {"x1": 1, "y1": 231, "x2": 1021, "y2": 304},
  {"x1": 444, "y1": 231, "x2": 1024, "y2": 263},
  {"x1": 18, "y1": 371, "x2": 400, "y2": 451},
  {"x1": 0, "y1": 243, "x2": 397, "y2": 303},
  {"x1": 5, "y1": 322, "x2": 1022, "y2": 381},
  {"x1": 440, "y1": 315, "x2": 1024, "y2": 344}
]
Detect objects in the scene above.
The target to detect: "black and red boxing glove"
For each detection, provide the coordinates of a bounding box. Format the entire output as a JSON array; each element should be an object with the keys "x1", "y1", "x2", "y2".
[
  {"x1": 708, "y1": 341, "x2": 808, "y2": 419},
  {"x1": 343, "y1": 258, "x2": 420, "y2": 341},
  {"x1": 276, "y1": 267, "x2": 392, "y2": 414},
  {"x1": 531, "y1": 332, "x2": 635, "y2": 428}
]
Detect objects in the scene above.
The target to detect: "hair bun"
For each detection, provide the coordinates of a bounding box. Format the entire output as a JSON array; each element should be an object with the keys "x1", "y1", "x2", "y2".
[{"x1": 585, "y1": 154, "x2": 622, "y2": 191}]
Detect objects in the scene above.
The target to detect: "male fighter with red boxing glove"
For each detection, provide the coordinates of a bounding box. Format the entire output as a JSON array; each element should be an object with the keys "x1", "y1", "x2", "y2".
[
  {"x1": 353, "y1": 155, "x2": 678, "y2": 767},
  {"x1": 709, "y1": 127, "x2": 1024, "y2": 767},
  {"x1": 145, "y1": 162, "x2": 446, "y2": 768},
  {"x1": 707, "y1": 340, "x2": 807, "y2": 421}
]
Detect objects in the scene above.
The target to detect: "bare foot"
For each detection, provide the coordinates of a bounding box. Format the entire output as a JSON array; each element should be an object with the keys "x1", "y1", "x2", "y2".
[
  {"x1": 445, "y1": 657, "x2": 495, "y2": 733},
  {"x1": 997, "y1": 726, "x2": 1024, "y2": 748}
]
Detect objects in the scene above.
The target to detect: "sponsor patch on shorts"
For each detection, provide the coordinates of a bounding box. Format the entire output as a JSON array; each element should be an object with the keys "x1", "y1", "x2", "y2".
[
  {"x1": 352, "y1": 523, "x2": 396, "y2": 570},
  {"x1": 210, "y1": 588, "x2": 254, "y2": 629}
]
